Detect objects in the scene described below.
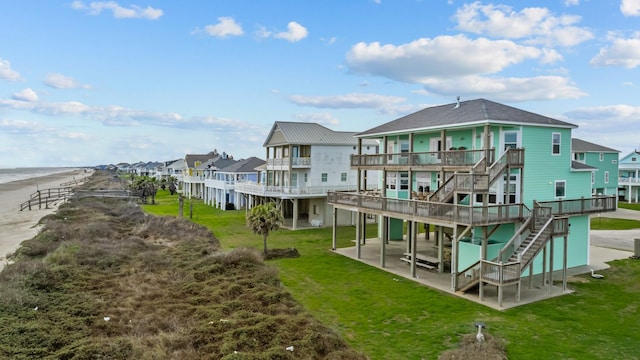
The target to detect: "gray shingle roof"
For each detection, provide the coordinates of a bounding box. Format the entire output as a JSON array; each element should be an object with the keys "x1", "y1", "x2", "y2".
[
  {"x1": 264, "y1": 122, "x2": 376, "y2": 147},
  {"x1": 356, "y1": 98, "x2": 577, "y2": 137},
  {"x1": 571, "y1": 160, "x2": 597, "y2": 171},
  {"x1": 218, "y1": 157, "x2": 265, "y2": 173},
  {"x1": 572, "y1": 138, "x2": 619, "y2": 153}
]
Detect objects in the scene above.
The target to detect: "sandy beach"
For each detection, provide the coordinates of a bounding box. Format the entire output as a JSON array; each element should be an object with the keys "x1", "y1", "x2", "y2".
[{"x1": 0, "y1": 169, "x2": 93, "y2": 271}]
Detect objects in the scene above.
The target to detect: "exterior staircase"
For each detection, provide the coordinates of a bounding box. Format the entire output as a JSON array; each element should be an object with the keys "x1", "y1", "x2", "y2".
[{"x1": 455, "y1": 204, "x2": 566, "y2": 295}]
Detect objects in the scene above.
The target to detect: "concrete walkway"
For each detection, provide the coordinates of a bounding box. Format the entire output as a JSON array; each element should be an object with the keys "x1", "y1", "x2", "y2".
[{"x1": 589, "y1": 208, "x2": 640, "y2": 271}]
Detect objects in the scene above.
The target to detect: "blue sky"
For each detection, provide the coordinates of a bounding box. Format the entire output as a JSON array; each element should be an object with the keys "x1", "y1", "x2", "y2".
[{"x1": 1, "y1": 0, "x2": 639, "y2": 167}]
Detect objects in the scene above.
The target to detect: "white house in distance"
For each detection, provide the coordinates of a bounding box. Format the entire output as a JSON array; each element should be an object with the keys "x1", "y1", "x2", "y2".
[
  {"x1": 235, "y1": 121, "x2": 379, "y2": 230},
  {"x1": 204, "y1": 156, "x2": 265, "y2": 210},
  {"x1": 619, "y1": 150, "x2": 640, "y2": 203}
]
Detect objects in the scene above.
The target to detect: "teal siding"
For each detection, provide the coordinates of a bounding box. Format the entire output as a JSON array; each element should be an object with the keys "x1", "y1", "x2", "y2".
[
  {"x1": 583, "y1": 151, "x2": 619, "y2": 196},
  {"x1": 521, "y1": 126, "x2": 590, "y2": 205}
]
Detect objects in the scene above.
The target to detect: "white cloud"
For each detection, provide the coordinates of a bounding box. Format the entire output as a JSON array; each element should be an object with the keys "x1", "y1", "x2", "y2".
[
  {"x1": 0, "y1": 119, "x2": 56, "y2": 135},
  {"x1": 274, "y1": 22, "x2": 308, "y2": 42},
  {"x1": 0, "y1": 58, "x2": 21, "y2": 81},
  {"x1": 566, "y1": 104, "x2": 640, "y2": 153},
  {"x1": 201, "y1": 17, "x2": 244, "y2": 38},
  {"x1": 344, "y1": 34, "x2": 587, "y2": 102},
  {"x1": 346, "y1": 35, "x2": 555, "y2": 81},
  {"x1": 418, "y1": 75, "x2": 586, "y2": 102},
  {"x1": 71, "y1": 1, "x2": 163, "y2": 20},
  {"x1": 293, "y1": 112, "x2": 340, "y2": 126},
  {"x1": 621, "y1": 0, "x2": 640, "y2": 16},
  {"x1": 564, "y1": 0, "x2": 580, "y2": 6},
  {"x1": 453, "y1": 2, "x2": 593, "y2": 47},
  {"x1": 590, "y1": 32, "x2": 640, "y2": 68},
  {"x1": 12, "y1": 88, "x2": 39, "y2": 102},
  {"x1": 257, "y1": 21, "x2": 308, "y2": 42},
  {"x1": 288, "y1": 93, "x2": 405, "y2": 109},
  {"x1": 44, "y1": 73, "x2": 91, "y2": 89}
]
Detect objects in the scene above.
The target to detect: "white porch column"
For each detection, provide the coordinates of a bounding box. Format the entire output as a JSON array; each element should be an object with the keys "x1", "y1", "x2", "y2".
[{"x1": 292, "y1": 198, "x2": 298, "y2": 230}]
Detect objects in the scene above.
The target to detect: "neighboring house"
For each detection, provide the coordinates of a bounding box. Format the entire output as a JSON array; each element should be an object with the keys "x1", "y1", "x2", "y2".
[
  {"x1": 235, "y1": 121, "x2": 379, "y2": 230},
  {"x1": 328, "y1": 98, "x2": 616, "y2": 307},
  {"x1": 182, "y1": 151, "x2": 223, "y2": 199},
  {"x1": 571, "y1": 138, "x2": 619, "y2": 197},
  {"x1": 165, "y1": 159, "x2": 186, "y2": 187},
  {"x1": 204, "y1": 156, "x2": 265, "y2": 210},
  {"x1": 618, "y1": 150, "x2": 640, "y2": 203}
]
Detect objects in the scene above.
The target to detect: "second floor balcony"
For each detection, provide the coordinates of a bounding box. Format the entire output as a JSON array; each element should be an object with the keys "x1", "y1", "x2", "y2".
[
  {"x1": 235, "y1": 181, "x2": 373, "y2": 198},
  {"x1": 351, "y1": 149, "x2": 508, "y2": 170},
  {"x1": 205, "y1": 178, "x2": 235, "y2": 190},
  {"x1": 266, "y1": 157, "x2": 311, "y2": 170},
  {"x1": 328, "y1": 191, "x2": 616, "y2": 227},
  {"x1": 619, "y1": 177, "x2": 640, "y2": 186}
]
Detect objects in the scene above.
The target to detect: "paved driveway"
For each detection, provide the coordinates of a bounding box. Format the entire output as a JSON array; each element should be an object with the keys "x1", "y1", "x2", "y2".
[{"x1": 589, "y1": 208, "x2": 640, "y2": 270}]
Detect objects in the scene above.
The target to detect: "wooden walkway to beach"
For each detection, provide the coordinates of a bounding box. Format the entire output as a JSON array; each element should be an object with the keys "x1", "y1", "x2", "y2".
[
  {"x1": 20, "y1": 187, "x2": 74, "y2": 211},
  {"x1": 19, "y1": 176, "x2": 90, "y2": 211}
]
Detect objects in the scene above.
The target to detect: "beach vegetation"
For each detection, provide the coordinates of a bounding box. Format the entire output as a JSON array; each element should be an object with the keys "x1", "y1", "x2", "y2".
[
  {"x1": 0, "y1": 171, "x2": 365, "y2": 359},
  {"x1": 246, "y1": 202, "x2": 284, "y2": 255}
]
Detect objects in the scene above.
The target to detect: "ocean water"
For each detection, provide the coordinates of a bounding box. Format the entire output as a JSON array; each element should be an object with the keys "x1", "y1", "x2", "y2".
[{"x1": 0, "y1": 167, "x2": 76, "y2": 185}]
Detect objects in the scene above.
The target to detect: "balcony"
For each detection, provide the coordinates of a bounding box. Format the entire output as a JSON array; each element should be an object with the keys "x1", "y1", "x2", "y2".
[
  {"x1": 327, "y1": 191, "x2": 527, "y2": 226},
  {"x1": 266, "y1": 157, "x2": 311, "y2": 170},
  {"x1": 182, "y1": 175, "x2": 205, "y2": 183},
  {"x1": 351, "y1": 149, "x2": 501, "y2": 170},
  {"x1": 619, "y1": 177, "x2": 640, "y2": 186},
  {"x1": 235, "y1": 182, "x2": 368, "y2": 198},
  {"x1": 537, "y1": 196, "x2": 617, "y2": 216},
  {"x1": 327, "y1": 192, "x2": 617, "y2": 226},
  {"x1": 204, "y1": 178, "x2": 235, "y2": 190}
]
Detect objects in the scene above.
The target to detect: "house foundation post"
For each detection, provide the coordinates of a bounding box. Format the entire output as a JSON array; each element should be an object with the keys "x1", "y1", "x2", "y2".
[
  {"x1": 331, "y1": 208, "x2": 337, "y2": 250},
  {"x1": 411, "y1": 220, "x2": 417, "y2": 278},
  {"x1": 549, "y1": 237, "x2": 554, "y2": 294},
  {"x1": 292, "y1": 198, "x2": 298, "y2": 230},
  {"x1": 356, "y1": 211, "x2": 361, "y2": 259}
]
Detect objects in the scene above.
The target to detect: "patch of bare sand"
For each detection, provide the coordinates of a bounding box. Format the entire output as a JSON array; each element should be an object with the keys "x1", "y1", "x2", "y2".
[{"x1": 0, "y1": 169, "x2": 92, "y2": 271}]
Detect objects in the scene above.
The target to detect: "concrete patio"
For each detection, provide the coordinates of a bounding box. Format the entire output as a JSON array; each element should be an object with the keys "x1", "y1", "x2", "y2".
[{"x1": 332, "y1": 233, "x2": 634, "y2": 310}]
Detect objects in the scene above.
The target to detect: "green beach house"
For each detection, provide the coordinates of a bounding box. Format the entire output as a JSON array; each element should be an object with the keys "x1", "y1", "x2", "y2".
[
  {"x1": 328, "y1": 98, "x2": 616, "y2": 307},
  {"x1": 571, "y1": 138, "x2": 619, "y2": 198}
]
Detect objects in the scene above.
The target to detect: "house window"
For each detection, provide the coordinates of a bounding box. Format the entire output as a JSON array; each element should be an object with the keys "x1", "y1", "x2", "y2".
[
  {"x1": 504, "y1": 132, "x2": 518, "y2": 151},
  {"x1": 605, "y1": 171, "x2": 609, "y2": 184},
  {"x1": 400, "y1": 172, "x2": 409, "y2": 190},
  {"x1": 386, "y1": 172, "x2": 397, "y2": 190},
  {"x1": 552, "y1": 133, "x2": 561, "y2": 155},
  {"x1": 591, "y1": 171, "x2": 595, "y2": 184},
  {"x1": 599, "y1": 152, "x2": 604, "y2": 161},
  {"x1": 321, "y1": 173, "x2": 328, "y2": 182},
  {"x1": 304, "y1": 173, "x2": 308, "y2": 182},
  {"x1": 612, "y1": 160, "x2": 617, "y2": 164},
  {"x1": 555, "y1": 180, "x2": 566, "y2": 198},
  {"x1": 313, "y1": 205, "x2": 318, "y2": 215},
  {"x1": 341, "y1": 172, "x2": 347, "y2": 182}
]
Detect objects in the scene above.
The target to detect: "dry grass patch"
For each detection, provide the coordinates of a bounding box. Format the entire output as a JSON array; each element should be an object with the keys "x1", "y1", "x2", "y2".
[{"x1": 0, "y1": 171, "x2": 366, "y2": 359}]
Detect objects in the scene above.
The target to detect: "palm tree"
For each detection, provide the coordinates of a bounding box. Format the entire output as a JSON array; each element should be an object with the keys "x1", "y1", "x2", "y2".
[{"x1": 246, "y1": 202, "x2": 284, "y2": 255}]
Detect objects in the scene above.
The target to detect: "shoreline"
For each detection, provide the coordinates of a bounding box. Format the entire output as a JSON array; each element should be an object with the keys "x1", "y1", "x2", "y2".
[{"x1": 0, "y1": 169, "x2": 93, "y2": 272}]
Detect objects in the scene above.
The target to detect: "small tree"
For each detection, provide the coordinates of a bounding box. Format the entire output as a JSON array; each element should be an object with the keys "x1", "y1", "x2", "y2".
[{"x1": 246, "y1": 202, "x2": 284, "y2": 255}]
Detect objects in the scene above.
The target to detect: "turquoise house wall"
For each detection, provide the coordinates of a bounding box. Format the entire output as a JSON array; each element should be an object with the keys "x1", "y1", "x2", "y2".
[
  {"x1": 520, "y1": 126, "x2": 592, "y2": 205},
  {"x1": 584, "y1": 151, "x2": 619, "y2": 196},
  {"x1": 525, "y1": 215, "x2": 589, "y2": 274}
]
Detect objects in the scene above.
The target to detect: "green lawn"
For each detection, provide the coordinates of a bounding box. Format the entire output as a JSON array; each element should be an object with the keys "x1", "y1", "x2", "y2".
[
  {"x1": 144, "y1": 191, "x2": 640, "y2": 359},
  {"x1": 618, "y1": 202, "x2": 640, "y2": 211}
]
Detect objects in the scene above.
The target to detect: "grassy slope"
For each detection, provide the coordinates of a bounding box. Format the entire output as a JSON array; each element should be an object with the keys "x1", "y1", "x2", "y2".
[{"x1": 145, "y1": 192, "x2": 640, "y2": 360}]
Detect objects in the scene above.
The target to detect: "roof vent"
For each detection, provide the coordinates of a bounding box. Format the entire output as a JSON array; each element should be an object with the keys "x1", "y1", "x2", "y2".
[{"x1": 454, "y1": 96, "x2": 461, "y2": 109}]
